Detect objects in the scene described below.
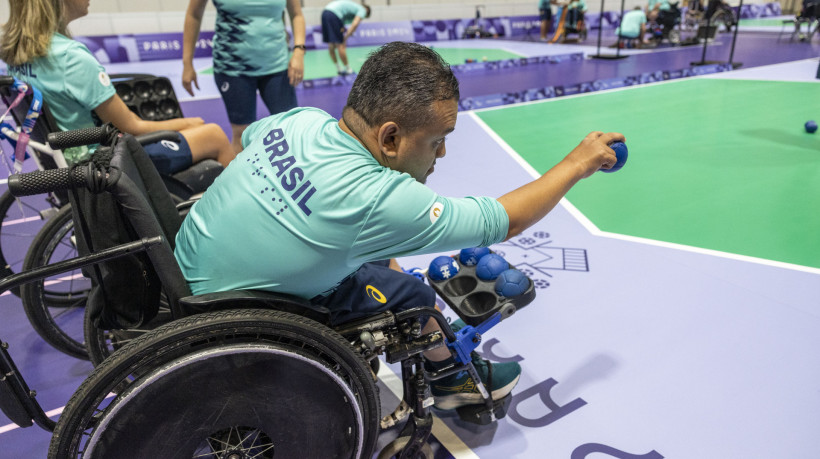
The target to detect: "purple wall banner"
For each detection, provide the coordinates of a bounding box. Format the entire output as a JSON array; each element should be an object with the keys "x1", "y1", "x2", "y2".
[
  {"x1": 457, "y1": 63, "x2": 732, "y2": 111},
  {"x1": 69, "y1": 2, "x2": 782, "y2": 63}
]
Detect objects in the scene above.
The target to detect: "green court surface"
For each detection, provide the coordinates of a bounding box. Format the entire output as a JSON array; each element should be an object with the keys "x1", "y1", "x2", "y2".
[
  {"x1": 738, "y1": 18, "x2": 792, "y2": 27},
  {"x1": 201, "y1": 46, "x2": 523, "y2": 80},
  {"x1": 476, "y1": 78, "x2": 820, "y2": 269}
]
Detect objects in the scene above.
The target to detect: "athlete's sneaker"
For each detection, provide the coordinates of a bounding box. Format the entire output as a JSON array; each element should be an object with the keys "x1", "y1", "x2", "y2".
[{"x1": 430, "y1": 351, "x2": 521, "y2": 410}]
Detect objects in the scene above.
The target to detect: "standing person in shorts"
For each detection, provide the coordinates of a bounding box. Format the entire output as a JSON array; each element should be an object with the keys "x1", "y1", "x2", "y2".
[
  {"x1": 183, "y1": 0, "x2": 307, "y2": 153},
  {"x1": 1, "y1": 0, "x2": 236, "y2": 171},
  {"x1": 321, "y1": 0, "x2": 371, "y2": 75}
]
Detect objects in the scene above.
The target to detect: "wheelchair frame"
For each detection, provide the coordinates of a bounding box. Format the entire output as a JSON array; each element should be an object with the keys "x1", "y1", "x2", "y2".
[{"x1": 1, "y1": 125, "x2": 526, "y2": 458}]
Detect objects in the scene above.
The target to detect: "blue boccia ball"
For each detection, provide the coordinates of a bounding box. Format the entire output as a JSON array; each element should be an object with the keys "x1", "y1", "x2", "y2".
[
  {"x1": 459, "y1": 247, "x2": 491, "y2": 266},
  {"x1": 428, "y1": 255, "x2": 460, "y2": 281},
  {"x1": 806, "y1": 120, "x2": 818, "y2": 134},
  {"x1": 475, "y1": 253, "x2": 509, "y2": 281},
  {"x1": 494, "y1": 269, "x2": 530, "y2": 298},
  {"x1": 600, "y1": 141, "x2": 628, "y2": 173}
]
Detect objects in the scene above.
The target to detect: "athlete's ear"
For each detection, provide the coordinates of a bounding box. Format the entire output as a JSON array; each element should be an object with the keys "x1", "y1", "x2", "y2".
[{"x1": 377, "y1": 121, "x2": 400, "y2": 160}]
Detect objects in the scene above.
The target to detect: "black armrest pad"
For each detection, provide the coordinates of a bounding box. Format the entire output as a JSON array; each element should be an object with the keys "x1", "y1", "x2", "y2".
[{"x1": 178, "y1": 290, "x2": 332, "y2": 325}]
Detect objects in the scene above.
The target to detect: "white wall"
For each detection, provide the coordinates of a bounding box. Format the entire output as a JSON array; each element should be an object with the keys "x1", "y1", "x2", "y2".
[{"x1": 0, "y1": 0, "x2": 779, "y2": 36}]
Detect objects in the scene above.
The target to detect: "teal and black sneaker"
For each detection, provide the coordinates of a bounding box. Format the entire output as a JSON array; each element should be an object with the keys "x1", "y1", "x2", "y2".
[{"x1": 430, "y1": 351, "x2": 521, "y2": 410}]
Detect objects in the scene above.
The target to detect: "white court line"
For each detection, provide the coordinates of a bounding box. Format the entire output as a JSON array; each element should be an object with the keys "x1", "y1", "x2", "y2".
[
  {"x1": 376, "y1": 361, "x2": 479, "y2": 459},
  {"x1": 0, "y1": 393, "x2": 115, "y2": 435},
  {"x1": 0, "y1": 406, "x2": 63, "y2": 435},
  {"x1": 467, "y1": 111, "x2": 820, "y2": 276},
  {"x1": 3, "y1": 215, "x2": 42, "y2": 227},
  {"x1": 0, "y1": 273, "x2": 85, "y2": 297}
]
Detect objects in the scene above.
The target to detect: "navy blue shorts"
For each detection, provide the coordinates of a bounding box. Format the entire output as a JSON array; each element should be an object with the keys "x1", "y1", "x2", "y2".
[
  {"x1": 213, "y1": 70, "x2": 297, "y2": 126},
  {"x1": 312, "y1": 260, "x2": 437, "y2": 325},
  {"x1": 143, "y1": 134, "x2": 192, "y2": 175},
  {"x1": 540, "y1": 8, "x2": 552, "y2": 21},
  {"x1": 321, "y1": 10, "x2": 345, "y2": 43}
]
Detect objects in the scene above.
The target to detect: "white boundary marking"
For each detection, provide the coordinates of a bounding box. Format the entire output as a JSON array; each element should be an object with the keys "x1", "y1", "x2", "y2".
[
  {"x1": 0, "y1": 406, "x2": 62, "y2": 434},
  {"x1": 467, "y1": 110, "x2": 820, "y2": 276},
  {"x1": 0, "y1": 273, "x2": 85, "y2": 297}
]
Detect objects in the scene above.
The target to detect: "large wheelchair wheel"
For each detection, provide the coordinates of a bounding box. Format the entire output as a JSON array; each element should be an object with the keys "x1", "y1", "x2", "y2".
[
  {"x1": 0, "y1": 190, "x2": 60, "y2": 297},
  {"x1": 51, "y1": 309, "x2": 381, "y2": 458},
  {"x1": 20, "y1": 205, "x2": 91, "y2": 359}
]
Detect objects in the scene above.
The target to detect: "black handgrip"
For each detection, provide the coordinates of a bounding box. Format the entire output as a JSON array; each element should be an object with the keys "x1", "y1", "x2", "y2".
[
  {"x1": 47, "y1": 124, "x2": 119, "y2": 150},
  {"x1": 7, "y1": 167, "x2": 89, "y2": 197},
  {"x1": 0, "y1": 75, "x2": 14, "y2": 87}
]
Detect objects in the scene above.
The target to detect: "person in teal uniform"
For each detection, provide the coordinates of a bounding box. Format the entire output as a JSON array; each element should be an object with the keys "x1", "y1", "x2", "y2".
[
  {"x1": 175, "y1": 42, "x2": 625, "y2": 410},
  {"x1": 647, "y1": 0, "x2": 671, "y2": 21},
  {"x1": 0, "y1": 0, "x2": 235, "y2": 171},
  {"x1": 321, "y1": 0, "x2": 371, "y2": 75},
  {"x1": 538, "y1": 0, "x2": 557, "y2": 41},
  {"x1": 616, "y1": 6, "x2": 649, "y2": 47},
  {"x1": 183, "y1": 0, "x2": 306, "y2": 153}
]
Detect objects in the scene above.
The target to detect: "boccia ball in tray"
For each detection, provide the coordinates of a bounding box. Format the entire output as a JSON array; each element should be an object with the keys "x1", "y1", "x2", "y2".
[
  {"x1": 113, "y1": 75, "x2": 183, "y2": 121},
  {"x1": 426, "y1": 250, "x2": 536, "y2": 326}
]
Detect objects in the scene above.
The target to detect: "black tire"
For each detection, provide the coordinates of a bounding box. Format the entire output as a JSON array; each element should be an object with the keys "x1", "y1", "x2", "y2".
[
  {"x1": 20, "y1": 205, "x2": 91, "y2": 360},
  {"x1": 50, "y1": 309, "x2": 380, "y2": 459},
  {"x1": 0, "y1": 190, "x2": 58, "y2": 297}
]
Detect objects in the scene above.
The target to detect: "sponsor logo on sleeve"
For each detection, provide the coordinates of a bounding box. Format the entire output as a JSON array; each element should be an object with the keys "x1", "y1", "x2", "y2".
[{"x1": 429, "y1": 202, "x2": 444, "y2": 224}]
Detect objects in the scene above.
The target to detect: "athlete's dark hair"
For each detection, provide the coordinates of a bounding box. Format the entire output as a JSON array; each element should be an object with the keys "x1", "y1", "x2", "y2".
[{"x1": 343, "y1": 41, "x2": 460, "y2": 130}]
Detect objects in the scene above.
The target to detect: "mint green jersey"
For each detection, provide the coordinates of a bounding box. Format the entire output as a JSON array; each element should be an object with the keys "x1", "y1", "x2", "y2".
[
  {"x1": 174, "y1": 107, "x2": 509, "y2": 299},
  {"x1": 211, "y1": 0, "x2": 290, "y2": 77},
  {"x1": 6, "y1": 33, "x2": 115, "y2": 163},
  {"x1": 324, "y1": 0, "x2": 368, "y2": 24},
  {"x1": 617, "y1": 9, "x2": 647, "y2": 37}
]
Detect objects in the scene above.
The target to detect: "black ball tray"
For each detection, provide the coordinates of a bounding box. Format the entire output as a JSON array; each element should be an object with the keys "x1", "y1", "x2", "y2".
[
  {"x1": 112, "y1": 74, "x2": 183, "y2": 121},
  {"x1": 426, "y1": 254, "x2": 536, "y2": 326}
]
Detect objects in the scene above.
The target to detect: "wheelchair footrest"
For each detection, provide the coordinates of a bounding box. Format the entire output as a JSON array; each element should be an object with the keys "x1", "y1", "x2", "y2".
[{"x1": 455, "y1": 394, "x2": 513, "y2": 425}]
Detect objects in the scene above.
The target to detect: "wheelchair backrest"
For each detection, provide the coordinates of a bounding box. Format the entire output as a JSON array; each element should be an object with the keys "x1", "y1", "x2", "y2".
[{"x1": 72, "y1": 134, "x2": 191, "y2": 329}]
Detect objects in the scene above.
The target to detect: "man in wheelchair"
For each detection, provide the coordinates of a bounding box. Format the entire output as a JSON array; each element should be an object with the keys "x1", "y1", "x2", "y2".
[
  {"x1": 2, "y1": 41, "x2": 624, "y2": 458},
  {"x1": 174, "y1": 41, "x2": 624, "y2": 413}
]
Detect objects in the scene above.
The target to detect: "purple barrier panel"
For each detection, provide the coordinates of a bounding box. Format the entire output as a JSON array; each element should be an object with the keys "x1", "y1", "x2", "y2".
[
  {"x1": 77, "y1": 32, "x2": 215, "y2": 63},
  {"x1": 454, "y1": 65, "x2": 732, "y2": 112},
  {"x1": 690, "y1": 63, "x2": 733, "y2": 75},
  {"x1": 135, "y1": 32, "x2": 203, "y2": 61},
  {"x1": 413, "y1": 19, "x2": 462, "y2": 41},
  {"x1": 507, "y1": 15, "x2": 543, "y2": 37},
  {"x1": 585, "y1": 12, "x2": 603, "y2": 29},
  {"x1": 740, "y1": 2, "x2": 780, "y2": 18},
  {"x1": 76, "y1": 36, "x2": 137, "y2": 64},
  {"x1": 766, "y1": 2, "x2": 782, "y2": 16},
  {"x1": 450, "y1": 52, "x2": 584, "y2": 73},
  {"x1": 458, "y1": 93, "x2": 507, "y2": 110}
]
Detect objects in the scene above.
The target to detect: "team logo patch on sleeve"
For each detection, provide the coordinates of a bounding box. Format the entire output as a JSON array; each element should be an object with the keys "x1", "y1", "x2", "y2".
[{"x1": 429, "y1": 202, "x2": 444, "y2": 224}]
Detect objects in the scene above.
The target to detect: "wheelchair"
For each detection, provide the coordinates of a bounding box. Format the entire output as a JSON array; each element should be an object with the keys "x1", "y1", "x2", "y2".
[
  {"x1": 647, "y1": 2, "x2": 684, "y2": 45},
  {"x1": 0, "y1": 75, "x2": 223, "y2": 360},
  {"x1": 550, "y1": 5, "x2": 588, "y2": 43},
  {"x1": 1, "y1": 124, "x2": 535, "y2": 457}
]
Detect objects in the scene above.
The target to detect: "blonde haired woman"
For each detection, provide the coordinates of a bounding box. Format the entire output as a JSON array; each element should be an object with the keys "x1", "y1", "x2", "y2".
[{"x1": 0, "y1": 0, "x2": 236, "y2": 172}]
